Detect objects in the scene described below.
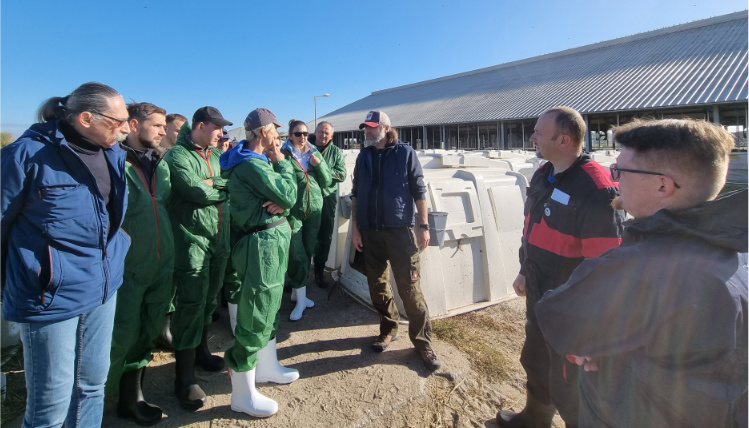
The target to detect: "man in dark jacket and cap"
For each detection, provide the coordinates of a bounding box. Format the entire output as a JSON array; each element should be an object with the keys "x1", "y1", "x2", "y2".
[
  {"x1": 350, "y1": 110, "x2": 440, "y2": 371},
  {"x1": 536, "y1": 118, "x2": 748, "y2": 427}
]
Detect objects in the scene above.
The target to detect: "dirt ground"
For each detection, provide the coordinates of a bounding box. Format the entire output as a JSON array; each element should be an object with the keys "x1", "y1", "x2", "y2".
[{"x1": 3, "y1": 277, "x2": 565, "y2": 428}]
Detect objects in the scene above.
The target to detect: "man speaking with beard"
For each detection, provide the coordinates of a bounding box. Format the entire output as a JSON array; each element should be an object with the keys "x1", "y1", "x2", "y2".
[
  {"x1": 107, "y1": 102, "x2": 175, "y2": 425},
  {"x1": 350, "y1": 110, "x2": 441, "y2": 371}
]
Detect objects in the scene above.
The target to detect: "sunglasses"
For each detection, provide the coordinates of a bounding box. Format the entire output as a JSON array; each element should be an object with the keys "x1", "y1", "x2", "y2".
[{"x1": 292, "y1": 132, "x2": 309, "y2": 137}]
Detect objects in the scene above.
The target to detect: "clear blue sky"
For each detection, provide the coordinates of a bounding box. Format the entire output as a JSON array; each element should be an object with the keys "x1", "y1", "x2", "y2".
[{"x1": 1, "y1": 0, "x2": 746, "y2": 138}]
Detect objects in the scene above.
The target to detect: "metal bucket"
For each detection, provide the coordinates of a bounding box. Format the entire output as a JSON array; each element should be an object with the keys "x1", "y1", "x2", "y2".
[
  {"x1": 339, "y1": 194, "x2": 353, "y2": 219},
  {"x1": 428, "y1": 211, "x2": 448, "y2": 247}
]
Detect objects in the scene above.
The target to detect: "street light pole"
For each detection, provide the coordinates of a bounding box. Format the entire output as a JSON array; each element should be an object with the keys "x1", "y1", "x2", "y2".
[{"x1": 314, "y1": 93, "x2": 330, "y2": 130}]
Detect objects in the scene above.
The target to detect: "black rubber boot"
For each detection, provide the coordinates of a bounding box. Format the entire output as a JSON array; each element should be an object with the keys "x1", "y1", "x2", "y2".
[
  {"x1": 195, "y1": 326, "x2": 225, "y2": 372},
  {"x1": 174, "y1": 348, "x2": 206, "y2": 411},
  {"x1": 157, "y1": 313, "x2": 174, "y2": 351},
  {"x1": 117, "y1": 367, "x2": 162, "y2": 426},
  {"x1": 314, "y1": 263, "x2": 328, "y2": 289},
  {"x1": 497, "y1": 391, "x2": 556, "y2": 428}
]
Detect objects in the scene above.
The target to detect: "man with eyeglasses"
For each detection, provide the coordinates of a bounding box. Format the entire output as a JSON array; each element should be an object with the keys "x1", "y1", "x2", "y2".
[
  {"x1": 1, "y1": 82, "x2": 131, "y2": 427},
  {"x1": 498, "y1": 106, "x2": 625, "y2": 428},
  {"x1": 164, "y1": 106, "x2": 233, "y2": 410},
  {"x1": 535, "y1": 118, "x2": 747, "y2": 427}
]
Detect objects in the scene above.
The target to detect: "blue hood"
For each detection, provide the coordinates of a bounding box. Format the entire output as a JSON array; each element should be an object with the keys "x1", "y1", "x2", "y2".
[{"x1": 219, "y1": 140, "x2": 269, "y2": 170}]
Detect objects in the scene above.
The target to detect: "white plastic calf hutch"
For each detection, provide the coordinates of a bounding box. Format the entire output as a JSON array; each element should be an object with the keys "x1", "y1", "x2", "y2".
[{"x1": 323, "y1": 150, "x2": 533, "y2": 318}]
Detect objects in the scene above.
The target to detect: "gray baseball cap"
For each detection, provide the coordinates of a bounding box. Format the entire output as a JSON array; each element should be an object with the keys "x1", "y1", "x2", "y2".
[{"x1": 244, "y1": 108, "x2": 283, "y2": 130}]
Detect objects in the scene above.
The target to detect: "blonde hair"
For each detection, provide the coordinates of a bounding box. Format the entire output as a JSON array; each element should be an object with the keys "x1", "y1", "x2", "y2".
[{"x1": 246, "y1": 123, "x2": 275, "y2": 141}]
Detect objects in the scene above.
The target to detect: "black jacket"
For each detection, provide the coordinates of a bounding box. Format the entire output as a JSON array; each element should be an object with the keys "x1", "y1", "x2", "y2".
[
  {"x1": 537, "y1": 189, "x2": 749, "y2": 428},
  {"x1": 520, "y1": 154, "x2": 625, "y2": 300}
]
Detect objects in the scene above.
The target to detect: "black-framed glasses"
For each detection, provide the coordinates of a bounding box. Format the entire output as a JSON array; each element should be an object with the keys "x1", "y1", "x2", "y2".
[
  {"x1": 610, "y1": 163, "x2": 680, "y2": 189},
  {"x1": 95, "y1": 112, "x2": 128, "y2": 126},
  {"x1": 292, "y1": 132, "x2": 309, "y2": 137}
]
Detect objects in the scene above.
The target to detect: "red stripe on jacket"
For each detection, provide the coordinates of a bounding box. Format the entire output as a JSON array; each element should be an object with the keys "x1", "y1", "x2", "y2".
[
  {"x1": 580, "y1": 161, "x2": 619, "y2": 190},
  {"x1": 527, "y1": 217, "x2": 621, "y2": 258}
]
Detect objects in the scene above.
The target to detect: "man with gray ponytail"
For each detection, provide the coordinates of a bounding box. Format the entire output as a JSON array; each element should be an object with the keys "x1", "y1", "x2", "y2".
[{"x1": 1, "y1": 82, "x2": 132, "y2": 427}]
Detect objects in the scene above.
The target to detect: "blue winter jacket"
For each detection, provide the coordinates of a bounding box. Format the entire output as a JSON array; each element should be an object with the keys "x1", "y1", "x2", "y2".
[
  {"x1": 1, "y1": 120, "x2": 131, "y2": 323},
  {"x1": 351, "y1": 140, "x2": 426, "y2": 230}
]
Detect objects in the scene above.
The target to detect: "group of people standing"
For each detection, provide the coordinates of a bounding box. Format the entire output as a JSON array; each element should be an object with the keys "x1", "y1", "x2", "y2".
[
  {"x1": 1, "y1": 81, "x2": 443, "y2": 427},
  {"x1": 2, "y1": 81, "x2": 746, "y2": 428}
]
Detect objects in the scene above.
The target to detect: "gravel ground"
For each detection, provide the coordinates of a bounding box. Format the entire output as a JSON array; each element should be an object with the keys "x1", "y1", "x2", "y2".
[{"x1": 5, "y1": 276, "x2": 565, "y2": 427}]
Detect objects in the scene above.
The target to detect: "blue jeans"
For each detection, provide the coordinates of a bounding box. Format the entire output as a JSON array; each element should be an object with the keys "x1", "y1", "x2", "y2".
[{"x1": 20, "y1": 292, "x2": 117, "y2": 428}]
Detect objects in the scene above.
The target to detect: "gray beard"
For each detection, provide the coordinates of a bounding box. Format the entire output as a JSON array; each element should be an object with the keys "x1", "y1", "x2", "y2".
[
  {"x1": 115, "y1": 132, "x2": 128, "y2": 143},
  {"x1": 364, "y1": 128, "x2": 387, "y2": 147}
]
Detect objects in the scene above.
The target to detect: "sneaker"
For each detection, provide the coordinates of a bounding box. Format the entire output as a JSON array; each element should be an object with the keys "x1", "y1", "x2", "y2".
[
  {"x1": 419, "y1": 348, "x2": 441, "y2": 371},
  {"x1": 372, "y1": 333, "x2": 397, "y2": 352}
]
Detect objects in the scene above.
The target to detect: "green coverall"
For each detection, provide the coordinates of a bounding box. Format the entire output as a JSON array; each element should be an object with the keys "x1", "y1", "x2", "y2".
[
  {"x1": 313, "y1": 142, "x2": 347, "y2": 268},
  {"x1": 165, "y1": 125, "x2": 231, "y2": 350},
  {"x1": 222, "y1": 154, "x2": 297, "y2": 372},
  {"x1": 281, "y1": 142, "x2": 331, "y2": 289},
  {"x1": 107, "y1": 145, "x2": 175, "y2": 394}
]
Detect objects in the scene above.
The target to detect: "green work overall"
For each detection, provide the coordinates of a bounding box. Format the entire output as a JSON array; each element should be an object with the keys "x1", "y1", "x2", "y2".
[
  {"x1": 165, "y1": 125, "x2": 231, "y2": 351},
  {"x1": 282, "y1": 143, "x2": 331, "y2": 289},
  {"x1": 107, "y1": 145, "x2": 175, "y2": 394},
  {"x1": 222, "y1": 154, "x2": 297, "y2": 372}
]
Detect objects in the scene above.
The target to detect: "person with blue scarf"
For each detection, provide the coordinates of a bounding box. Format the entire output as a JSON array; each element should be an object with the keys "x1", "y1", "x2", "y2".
[{"x1": 219, "y1": 108, "x2": 298, "y2": 418}]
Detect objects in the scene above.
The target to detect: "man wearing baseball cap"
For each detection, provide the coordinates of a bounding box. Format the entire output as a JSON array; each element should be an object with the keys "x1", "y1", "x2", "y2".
[
  {"x1": 220, "y1": 107, "x2": 299, "y2": 418},
  {"x1": 350, "y1": 110, "x2": 441, "y2": 371},
  {"x1": 164, "y1": 106, "x2": 233, "y2": 410}
]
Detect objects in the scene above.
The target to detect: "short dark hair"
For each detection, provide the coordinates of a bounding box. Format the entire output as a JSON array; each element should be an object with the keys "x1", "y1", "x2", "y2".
[
  {"x1": 37, "y1": 82, "x2": 121, "y2": 125},
  {"x1": 166, "y1": 113, "x2": 187, "y2": 124},
  {"x1": 127, "y1": 102, "x2": 166, "y2": 122},
  {"x1": 614, "y1": 118, "x2": 735, "y2": 201},
  {"x1": 545, "y1": 106, "x2": 586, "y2": 146}
]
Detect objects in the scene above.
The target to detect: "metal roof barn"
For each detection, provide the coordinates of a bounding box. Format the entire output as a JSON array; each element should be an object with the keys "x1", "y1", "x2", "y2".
[{"x1": 319, "y1": 11, "x2": 747, "y2": 133}]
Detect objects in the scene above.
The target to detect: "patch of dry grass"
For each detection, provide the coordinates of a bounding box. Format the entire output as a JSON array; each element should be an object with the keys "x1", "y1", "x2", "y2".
[{"x1": 433, "y1": 310, "x2": 520, "y2": 383}]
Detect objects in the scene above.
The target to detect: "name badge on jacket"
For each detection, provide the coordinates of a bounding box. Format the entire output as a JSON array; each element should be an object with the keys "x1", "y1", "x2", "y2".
[{"x1": 550, "y1": 188, "x2": 570, "y2": 205}]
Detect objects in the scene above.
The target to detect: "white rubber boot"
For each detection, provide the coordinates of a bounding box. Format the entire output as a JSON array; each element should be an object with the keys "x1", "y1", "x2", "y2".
[
  {"x1": 256, "y1": 338, "x2": 300, "y2": 384},
  {"x1": 289, "y1": 287, "x2": 313, "y2": 321},
  {"x1": 290, "y1": 288, "x2": 314, "y2": 308},
  {"x1": 229, "y1": 368, "x2": 278, "y2": 418},
  {"x1": 228, "y1": 303, "x2": 237, "y2": 337}
]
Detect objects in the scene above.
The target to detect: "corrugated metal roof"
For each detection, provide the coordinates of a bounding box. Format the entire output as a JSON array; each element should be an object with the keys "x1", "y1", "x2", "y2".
[{"x1": 319, "y1": 12, "x2": 748, "y2": 132}]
